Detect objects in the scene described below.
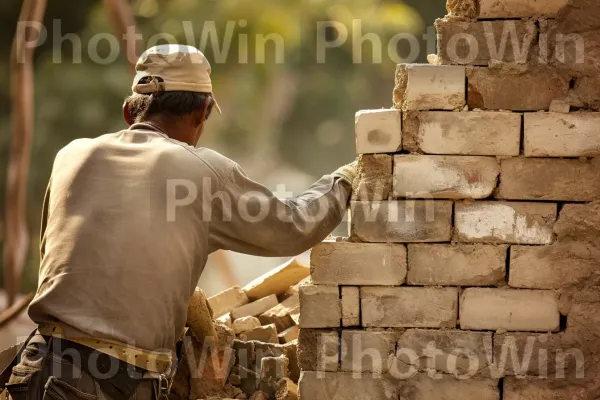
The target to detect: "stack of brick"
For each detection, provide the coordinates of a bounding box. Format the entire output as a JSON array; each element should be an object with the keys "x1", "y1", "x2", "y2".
[
  {"x1": 209, "y1": 258, "x2": 308, "y2": 346},
  {"x1": 196, "y1": 258, "x2": 308, "y2": 400},
  {"x1": 298, "y1": 0, "x2": 600, "y2": 398}
]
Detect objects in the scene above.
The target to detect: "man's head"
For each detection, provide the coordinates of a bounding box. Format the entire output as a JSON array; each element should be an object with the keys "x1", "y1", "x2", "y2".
[{"x1": 123, "y1": 45, "x2": 221, "y2": 146}]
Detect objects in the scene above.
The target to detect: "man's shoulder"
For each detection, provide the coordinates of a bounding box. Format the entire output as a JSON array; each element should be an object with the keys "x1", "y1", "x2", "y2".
[
  {"x1": 56, "y1": 133, "x2": 117, "y2": 155},
  {"x1": 191, "y1": 147, "x2": 237, "y2": 183}
]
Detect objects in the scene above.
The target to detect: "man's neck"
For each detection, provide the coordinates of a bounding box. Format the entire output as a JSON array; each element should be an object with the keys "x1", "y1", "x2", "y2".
[{"x1": 140, "y1": 115, "x2": 195, "y2": 146}]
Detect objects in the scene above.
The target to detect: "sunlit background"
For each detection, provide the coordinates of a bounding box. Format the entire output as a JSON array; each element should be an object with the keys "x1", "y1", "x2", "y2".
[{"x1": 0, "y1": 0, "x2": 446, "y2": 297}]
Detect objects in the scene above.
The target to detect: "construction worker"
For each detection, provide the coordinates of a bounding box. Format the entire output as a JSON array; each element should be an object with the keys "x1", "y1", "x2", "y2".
[{"x1": 1, "y1": 44, "x2": 357, "y2": 399}]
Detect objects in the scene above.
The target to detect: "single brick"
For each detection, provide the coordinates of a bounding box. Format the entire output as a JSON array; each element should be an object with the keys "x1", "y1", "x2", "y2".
[
  {"x1": 298, "y1": 371, "x2": 399, "y2": 400},
  {"x1": 498, "y1": 158, "x2": 600, "y2": 202},
  {"x1": 394, "y1": 64, "x2": 466, "y2": 111},
  {"x1": 311, "y1": 240, "x2": 407, "y2": 286},
  {"x1": 478, "y1": 0, "x2": 569, "y2": 18},
  {"x1": 243, "y1": 257, "x2": 309, "y2": 301},
  {"x1": 353, "y1": 154, "x2": 392, "y2": 201},
  {"x1": 402, "y1": 111, "x2": 521, "y2": 156},
  {"x1": 494, "y1": 333, "x2": 580, "y2": 377},
  {"x1": 278, "y1": 325, "x2": 299, "y2": 344},
  {"x1": 341, "y1": 287, "x2": 360, "y2": 327},
  {"x1": 393, "y1": 155, "x2": 499, "y2": 199},
  {"x1": 350, "y1": 200, "x2": 453, "y2": 243},
  {"x1": 509, "y1": 244, "x2": 597, "y2": 289},
  {"x1": 396, "y1": 329, "x2": 493, "y2": 376},
  {"x1": 361, "y1": 287, "x2": 458, "y2": 328},
  {"x1": 397, "y1": 374, "x2": 499, "y2": 400},
  {"x1": 407, "y1": 244, "x2": 507, "y2": 286},
  {"x1": 340, "y1": 330, "x2": 398, "y2": 373},
  {"x1": 549, "y1": 99, "x2": 571, "y2": 113},
  {"x1": 460, "y1": 288, "x2": 560, "y2": 332},
  {"x1": 233, "y1": 316, "x2": 262, "y2": 334},
  {"x1": 298, "y1": 285, "x2": 340, "y2": 328},
  {"x1": 446, "y1": 0, "x2": 569, "y2": 18},
  {"x1": 524, "y1": 113, "x2": 600, "y2": 157},
  {"x1": 504, "y1": 377, "x2": 586, "y2": 400},
  {"x1": 436, "y1": 18, "x2": 537, "y2": 65},
  {"x1": 467, "y1": 67, "x2": 570, "y2": 111},
  {"x1": 239, "y1": 324, "x2": 279, "y2": 344},
  {"x1": 355, "y1": 109, "x2": 402, "y2": 154},
  {"x1": 297, "y1": 329, "x2": 339, "y2": 372},
  {"x1": 208, "y1": 285, "x2": 249, "y2": 318},
  {"x1": 259, "y1": 293, "x2": 299, "y2": 332},
  {"x1": 231, "y1": 294, "x2": 279, "y2": 320},
  {"x1": 454, "y1": 201, "x2": 557, "y2": 244}
]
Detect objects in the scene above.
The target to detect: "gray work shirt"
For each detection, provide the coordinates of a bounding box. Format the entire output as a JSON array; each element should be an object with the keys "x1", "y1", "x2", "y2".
[{"x1": 28, "y1": 123, "x2": 351, "y2": 351}]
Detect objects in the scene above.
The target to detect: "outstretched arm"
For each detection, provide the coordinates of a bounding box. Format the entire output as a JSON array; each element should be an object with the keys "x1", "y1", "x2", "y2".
[{"x1": 208, "y1": 161, "x2": 355, "y2": 257}]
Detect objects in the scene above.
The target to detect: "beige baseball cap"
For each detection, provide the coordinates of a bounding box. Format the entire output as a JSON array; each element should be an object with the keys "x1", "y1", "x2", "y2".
[{"x1": 132, "y1": 44, "x2": 222, "y2": 114}]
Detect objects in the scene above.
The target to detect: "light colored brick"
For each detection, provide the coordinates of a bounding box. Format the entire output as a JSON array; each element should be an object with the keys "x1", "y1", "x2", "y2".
[
  {"x1": 497, "y1": 158, "x2": 600, "y2": 202},
  {"x1": 407, "y1": 244, "x2": 506, "y2": 286},
  {"x1": 524, "y1": 112, "x2": 600, "y2": 157},
  {"x1": 278, "y1": 325, "x2": 299, "y2": 344},
  {"x1": 509, "y1": 244, "x2": 597, "y2": 289},
  {"x1": 393, "y1": 155, "x2": 499, "y2": 199},
  {"x1": 341, "y1": 287, "x2": 360, "y2": 327},
  {"x1": 311, "y1": 240, "x2": 407, "y2": 286},
  {"x1": 231, "y1": 294, "x2": 279, "y2": 320},
  {"x1": 208, "y1": 285, "x2": 249, "y2": 318},
  {"x1": 394, "y1": 64, "x2": 466, "y2": 111},
  {"x1": 396, "y1": 329, "x2": 493, "y2": 376},
  {"x1": 504, "y1": 377, "x2": 588, "y2": 400},
  {"x1": 355, "y1": 109, "x2": 402, "y2": 154},
  {"x1": 397, "y1": 374, "x2": 499, "y2": 400},
  {"x1": 361, "y1": 287, "x2": 458, "y2": 328},
  {"x1": 233, "y1": 316, "x2": 262, "y2": 334},
  {"x1": 402, "y1": 111, "x2": 521, "y2": 156},
  {"x1": 299, "y1": 285, "x2": 340, "y2": 328},
  {"x1": 341, "y1": 330, "x2": 398, "y2": 373},
  {"x1": 239, "y1": 324, "x2": 279, "y2": 344},
  {"x1": 259, "y1": 293, "x2": 299, "y2": 332},
  {"x1": 243, "y1": 257, "x2": 309, "y2": 301},
  {"x1": 460, "y1": 288, "x2": 560, "y2": 332},
  {"x1": 494, "y1": 333, "x2": 581, "y2": 377},
  {"x1": 297, "y1": 329, "x2": 339, "y2": 372},
  {"x1": 549, "y1": 99, "x2": 571, "y2": 113},
  {"x1": 467, "y1": 67, "x2": 570, "y2": 111},
  {"x1": 350, "y1": 200, "x2": 453, "y2": 243},
  {"x1": 454, "y1": 201, "x2": 557, "y2": 244},
  {"x1": 436, "y1": 18, "x2": 537, "y2": 65},
  {"x1": 478, "y1": 0, "x2": 569, "y2": 18},
  {"x1": 298, "y1": 371, "x2": 398, "y2": 400},
  {"x1": 353, "y1": 154, "x2": 392, "y2": 201}
]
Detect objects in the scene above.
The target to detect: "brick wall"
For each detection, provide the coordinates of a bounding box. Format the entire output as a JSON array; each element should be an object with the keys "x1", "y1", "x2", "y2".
[{"x1": 298, "y1": 0, "x2": 600, "y2": 398}]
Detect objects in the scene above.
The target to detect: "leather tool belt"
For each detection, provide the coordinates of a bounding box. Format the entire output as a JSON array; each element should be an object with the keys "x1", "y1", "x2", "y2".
[{"x1": 37, "y1": 324, "x2": 174, "y2": 375}]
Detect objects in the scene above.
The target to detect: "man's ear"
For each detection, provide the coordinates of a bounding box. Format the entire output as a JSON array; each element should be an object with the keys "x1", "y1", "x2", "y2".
[
  {"x1": 192, "y1": 97, "x2": 211, "y2": 128},
  {"x1": 123, "y1": 100, "x2": 134, "y2": 126}
]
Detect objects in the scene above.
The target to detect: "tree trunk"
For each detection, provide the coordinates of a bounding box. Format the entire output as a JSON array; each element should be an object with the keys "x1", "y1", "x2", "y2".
[
  {"x1": 104, "y1": 0, "x2": 138, "y2": 69},
  {"x1": 4, "y1": 0, "x2": 47, "y2": 307}
]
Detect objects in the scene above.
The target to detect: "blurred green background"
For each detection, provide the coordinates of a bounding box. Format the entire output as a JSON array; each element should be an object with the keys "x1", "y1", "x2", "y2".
[{"x1": 0, "y1": 0, "x2": 446, "y2": 295}]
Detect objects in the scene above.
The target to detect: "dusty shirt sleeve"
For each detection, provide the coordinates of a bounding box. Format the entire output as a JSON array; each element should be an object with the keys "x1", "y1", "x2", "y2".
[{"x1": 208, "y1": 162, "x2": 351, "y2": 257}]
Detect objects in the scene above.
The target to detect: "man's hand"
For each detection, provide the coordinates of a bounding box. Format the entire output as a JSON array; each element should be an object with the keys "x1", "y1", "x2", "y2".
[{"x1": 332, "y1": 159, "x2": 358, "y2": 185}]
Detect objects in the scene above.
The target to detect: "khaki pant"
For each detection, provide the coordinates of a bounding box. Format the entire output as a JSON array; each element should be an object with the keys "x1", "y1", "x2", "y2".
[{"x1": 3, "y1": 334, "x2": 161, "y2": 400}]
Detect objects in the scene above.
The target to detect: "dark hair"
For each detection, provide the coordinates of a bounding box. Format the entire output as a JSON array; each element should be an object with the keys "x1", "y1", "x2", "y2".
[{"x1": 125, "y1": 77, "x2": 214, "y2": 122}]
